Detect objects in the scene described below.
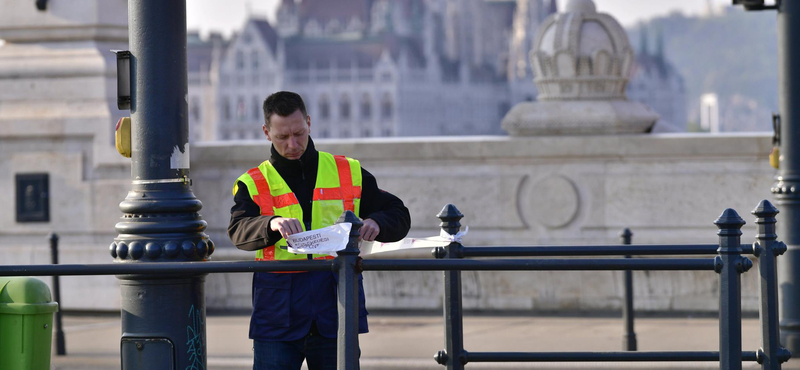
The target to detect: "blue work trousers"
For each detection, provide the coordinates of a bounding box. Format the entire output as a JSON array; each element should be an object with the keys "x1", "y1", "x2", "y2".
[{"x1": 253, "y1": 333, "x2": 359, "y2": 370}]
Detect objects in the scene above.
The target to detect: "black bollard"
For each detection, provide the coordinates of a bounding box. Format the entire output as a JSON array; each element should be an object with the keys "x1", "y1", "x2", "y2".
[
  {"x1": 336, "y1": 211, "x2": 363, "y2": 370},
  {"x1": 752, "y1": 200, "x2": 791, "y2": 369},
  {"x1": 715, "y1": 208, "x2": 750, "y2": 370},
  {"x1": 620, "y1": 228, "x2": 636, "y2": 351},
  {"x1": 435, "y1": 204, "x2": 466, "y2": 370}
]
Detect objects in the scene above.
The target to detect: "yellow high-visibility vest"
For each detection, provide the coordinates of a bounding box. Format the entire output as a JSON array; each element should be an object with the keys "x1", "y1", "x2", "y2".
[{"x1": 233, "y1": 151, "x2": 362, "y2": 263}]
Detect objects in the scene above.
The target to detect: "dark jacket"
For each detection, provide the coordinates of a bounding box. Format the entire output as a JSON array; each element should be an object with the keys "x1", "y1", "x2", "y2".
[{"x1": 228, "y1": 138, "x2": 411, "y2": 341}]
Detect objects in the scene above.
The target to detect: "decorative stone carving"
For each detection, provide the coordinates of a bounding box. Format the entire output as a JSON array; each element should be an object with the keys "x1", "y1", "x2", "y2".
[
  {"x1": 532, "y1": 0, "x2": 632, "y2": 101},
  {"x1": 502, "y1": 0, "x2": 658, "y2": 136},
  {"x1": 529, "y1": 175, "x2": 579, "y2": 228}
]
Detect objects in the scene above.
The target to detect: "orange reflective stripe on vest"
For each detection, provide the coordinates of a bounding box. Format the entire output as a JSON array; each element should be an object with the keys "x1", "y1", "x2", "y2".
[
  {"x1": 248, "y1": 168, "x2": 300, "y2": 213},
  {"x1": 273, "y1": 193, "x2": 299, "y2": 209},
  {"x1": 312, "y1": 187, "x2": 362, "y2": 201},
  {"x1": 248, "y1": 168, "x2": 274, "y2": 216},
  {"x1": 334, "y1": 155, "x2": 356, "y2": 212}
]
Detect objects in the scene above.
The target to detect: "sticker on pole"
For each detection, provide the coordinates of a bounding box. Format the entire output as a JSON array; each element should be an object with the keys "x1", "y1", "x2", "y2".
[{"x1": 286, "y1": 223, "x2": 352, "y2": 255}]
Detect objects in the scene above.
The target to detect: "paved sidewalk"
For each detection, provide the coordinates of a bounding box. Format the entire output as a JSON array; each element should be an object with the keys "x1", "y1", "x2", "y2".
[{"x1": 50, "y1": 313, "x2": 798, "y2": 370}]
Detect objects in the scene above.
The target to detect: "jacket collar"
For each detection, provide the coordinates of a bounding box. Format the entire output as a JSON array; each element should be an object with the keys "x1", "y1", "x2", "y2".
[{"x1": 269, "y1": 136, "x2": 318, "y2": 173}]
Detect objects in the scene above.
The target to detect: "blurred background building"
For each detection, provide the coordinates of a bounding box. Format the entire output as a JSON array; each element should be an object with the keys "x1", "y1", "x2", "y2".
[
  {"x1": 188, "y1": 0, "x2": 697, "y2": 141},
  {"x1": 0, "y1": 0, "x2": 775, "y2": 313},
  {"x1": 189, "y1": 0, "x2": 561, "y2": 141},
  {"x1": 626, "y1": 28, "x2": 687, "y2": 132}
]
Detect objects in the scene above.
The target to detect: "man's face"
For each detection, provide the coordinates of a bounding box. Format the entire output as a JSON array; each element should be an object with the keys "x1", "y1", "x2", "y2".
[{"x1": 263, "y1": 109, "x2": 311, "y2": 160}]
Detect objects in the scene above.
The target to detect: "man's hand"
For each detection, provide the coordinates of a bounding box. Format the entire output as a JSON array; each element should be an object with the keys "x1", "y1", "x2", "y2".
[
  {"x1": 269, "y1": 217, "x2": 303, "y2": 240},
  {"x1": 360, "y1": 218, "x2": 380, "y2": 242}
]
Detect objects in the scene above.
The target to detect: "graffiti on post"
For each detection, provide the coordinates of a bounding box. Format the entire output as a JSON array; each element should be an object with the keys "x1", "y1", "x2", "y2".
[{"x1": 186, "y1": 304, "x2": 205, "y2": 370}]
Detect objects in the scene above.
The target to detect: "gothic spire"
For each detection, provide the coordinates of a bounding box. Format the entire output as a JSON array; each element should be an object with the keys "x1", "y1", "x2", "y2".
[
  {"x1": 639, "y1": 26, "x2": 649, "y2": 56},
  {"x1": 655, "y1": 27, "x2": 665, "y2": 60}
]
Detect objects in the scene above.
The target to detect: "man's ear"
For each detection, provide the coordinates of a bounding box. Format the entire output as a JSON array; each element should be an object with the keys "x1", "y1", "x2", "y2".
[
  {"x1": 262, "y1": 124, "x2": 272, "y2": 141},
  {"x1": 306, "y1": 115, "x2": 312, "y2": 131}
]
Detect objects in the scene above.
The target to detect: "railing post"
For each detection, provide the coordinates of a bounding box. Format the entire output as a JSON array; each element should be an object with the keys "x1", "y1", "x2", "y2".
[
  {"x1": 620, "y1": 228, "x2": 637, "y2": 351},
  {"x1": 434, "y1": 204, "x2": 465, "y2": 369},
  {"x1": 715, "y1": 208, "x2": 751, "y2": 370},
  {"x1": 752, "y1": 200, "x2": 790, "y2": 369},
  {"x1": 49, "y1": 233, "x2": 66, "y2": 356},
  {"x1": 336, "y1": 211, "x2": 363, "y2": 370}
]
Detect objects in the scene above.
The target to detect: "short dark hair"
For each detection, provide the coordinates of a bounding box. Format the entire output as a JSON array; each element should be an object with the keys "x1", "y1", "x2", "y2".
[{"x1": 263, "y1": 91, "x2": 308, "y2": 128}]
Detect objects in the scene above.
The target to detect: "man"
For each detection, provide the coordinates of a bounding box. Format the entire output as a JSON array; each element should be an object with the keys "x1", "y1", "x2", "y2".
[{"x1": 228, "y1": 91, "x2": 411, "y2": 370}]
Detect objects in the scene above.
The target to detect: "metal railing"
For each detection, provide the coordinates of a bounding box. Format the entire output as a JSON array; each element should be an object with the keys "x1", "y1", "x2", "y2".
[
  {"x1": 424, "y1": 201, "x2": 790, "y2": 370},
  {"x1": 0, "y1": 200, "x2": 791, "y2": 370}
]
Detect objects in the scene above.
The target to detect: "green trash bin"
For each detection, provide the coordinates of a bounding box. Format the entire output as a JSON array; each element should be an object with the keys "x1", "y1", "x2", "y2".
[{"x1": 0, "y1": 277, "x2": 59, "y2": 370}]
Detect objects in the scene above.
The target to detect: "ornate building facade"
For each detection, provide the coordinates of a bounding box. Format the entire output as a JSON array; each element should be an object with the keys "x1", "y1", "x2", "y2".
[
  {"x1": 189, "y1": 0, "x2": 558, "y2": 140},
  {"x1": 626, "y1": 30, "x2": 687, "y2": 132}
]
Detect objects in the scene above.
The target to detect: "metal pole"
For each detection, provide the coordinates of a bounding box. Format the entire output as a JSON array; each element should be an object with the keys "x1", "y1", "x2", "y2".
[
  {"x1": 735, "y1": 0, "x2": 800, "y2": 355},
  {"x1": 434, "y1": 204, "x2": 466, "y2": 370},
  {"x1": 336, "y1": 211, "x2": 363, "y2": 370},
  {"x1": 114, "y1": 1, "x2": 213, "y2": 369},
  {"x1": 49, "y1": 233, "x2": 66, "y2": 356},
  {"x1": 621, "y1": 228, "x2": 637, "y2": 351},
  {"x1": 715, "y1": 208, "x2": 750, "y2": 370},
  {"x1": 752, "y1": 200, "x2": 790, "y2": 369},
  {"x1": 774, "y1": 0, "x2": 800, "y2": 354}
]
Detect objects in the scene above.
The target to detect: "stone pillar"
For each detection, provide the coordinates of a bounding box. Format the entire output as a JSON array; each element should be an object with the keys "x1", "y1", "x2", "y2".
[{"x1": 0, "y1": 0, "x2": 130, "y2": 310}]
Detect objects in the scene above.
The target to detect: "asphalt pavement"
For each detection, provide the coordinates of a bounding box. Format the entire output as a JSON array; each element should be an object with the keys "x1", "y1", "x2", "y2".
[{"x1": 49, "y1": 313, "x2": 799, "y2": 370}]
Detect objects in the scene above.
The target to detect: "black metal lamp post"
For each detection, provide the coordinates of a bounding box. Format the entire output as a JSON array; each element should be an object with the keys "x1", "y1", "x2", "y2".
[
  {"x1": 111, "y1": 1, "x2": 213, "y2": 369},
  {"x1": 773, "y1": 0, "x2": 800, "y2": 353},
  {"x1": 735, "y1": 0, "x2": 800, "y2": 354}
]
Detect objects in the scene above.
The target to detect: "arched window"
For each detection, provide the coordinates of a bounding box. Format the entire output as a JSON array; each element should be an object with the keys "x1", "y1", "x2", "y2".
[
  {"x1": 319, "y1": 95, "x2": 330, "y2": 120},
  {"x1": 191, "y1": 97, "x2": 201, "y2": 122},
  {"x1": 381, "y1": 94, "x2": 393, "y2": 119},
  {"x1": 360, "y1": 94, "x2": 371, "y2": 120},
  {"x1": 222, "y1": 97, "x2": 231, "y2": 121},
  {"x1": 251, "y1": 51, "x2": 259, "y2": 70},
  {"x1": 236, "y1": 50, "x2": 244, "y2": 70},
  {"x1": 339, "y1": 94, "x2": 351, "y2": 120},
  {"x1": 237, "y1": 96, "x2": 246, "y2": 120},
  {"x1": 252, "y1": 96, "x2": 261, "y2": 120}
]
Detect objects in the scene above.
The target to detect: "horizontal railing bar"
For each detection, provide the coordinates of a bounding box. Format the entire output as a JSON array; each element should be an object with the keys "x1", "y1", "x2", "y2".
[
  {"x1": 360, "y1": 258, "x2": 717, "y2": 271},
  {"x1": 461, "y1": 244, "x2": 754, "y2": 257},
  {"x1": 0, "y1": 260, "x2": 335, "y2": 277},
  {"x1": 464, "y1": 351, "x2": 759, "y2": 363},
  {"x1": 0, "y1": 257, "x2": 721, "y2": 277}
]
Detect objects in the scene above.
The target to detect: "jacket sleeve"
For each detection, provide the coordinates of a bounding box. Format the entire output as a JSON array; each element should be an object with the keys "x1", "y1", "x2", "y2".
[
  {"x1": 359, "y1": 168, "x2": 411, "y2": 243},
  {"x1": 228, "y1": 181, "x2": 284, "y2": 251}
]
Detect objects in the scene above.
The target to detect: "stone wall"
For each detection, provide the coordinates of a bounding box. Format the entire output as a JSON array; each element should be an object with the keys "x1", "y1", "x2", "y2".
[
  {"x1": 197, "y1": 134, "x2": 773, "y2": 313},
  {"x1": 0, "y1": 133, "x2": 776, "y2": 312}
]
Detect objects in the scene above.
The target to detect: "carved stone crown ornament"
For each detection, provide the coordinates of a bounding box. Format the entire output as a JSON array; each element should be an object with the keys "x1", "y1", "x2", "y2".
[
  {"x1": 502, "y1": 0, "x2": 658, "y2": 136},
  {"x1": 531, "y1": 0, "x2": 633, "y2": 101}
]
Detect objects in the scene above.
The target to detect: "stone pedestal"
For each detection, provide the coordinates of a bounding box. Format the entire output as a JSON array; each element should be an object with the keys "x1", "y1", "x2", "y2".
[
  {"x1": 0, "y1": 0, "x2": 130, "y2": 310},
  {"x1": 503, "y1": 100, "x2": 658, "y2": 136}
]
